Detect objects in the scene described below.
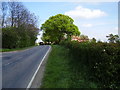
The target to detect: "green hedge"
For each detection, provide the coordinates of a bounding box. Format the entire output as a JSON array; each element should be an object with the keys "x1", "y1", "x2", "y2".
[{"x1": 61, "y1": 41, "x2": 120, "y2": 88}]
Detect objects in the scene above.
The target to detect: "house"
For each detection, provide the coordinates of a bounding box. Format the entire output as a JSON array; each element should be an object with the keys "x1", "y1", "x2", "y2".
[{"x1": 71, "y1": 35, "x2": 89, "y2": 42}]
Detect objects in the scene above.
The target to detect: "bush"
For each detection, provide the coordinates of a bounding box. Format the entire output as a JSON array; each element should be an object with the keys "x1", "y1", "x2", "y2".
[
  {"x1": 2, "y1": 27, "x2": 19, "y2": 48},
  {"x1": 61, "y1": 41, "x2": 120, "y2": 88},
  {"x1": 2, "y1": 27, "x2": 37, "y2": 49}
]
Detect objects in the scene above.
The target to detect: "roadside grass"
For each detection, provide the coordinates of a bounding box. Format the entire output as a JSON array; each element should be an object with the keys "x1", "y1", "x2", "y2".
[
  {"x1": 1, "y1": 45, "x2": 37, "y2": 52},
  {"x1": 41, "y1": 45, "x2": 71, "y2": 88},
  {"x1": 41, "y1": 45, "x2": 98, "y2": 88}
]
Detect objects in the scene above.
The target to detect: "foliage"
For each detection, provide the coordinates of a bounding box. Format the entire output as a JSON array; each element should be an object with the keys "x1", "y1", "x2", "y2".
[
  {"x1": 91, "y1": 38, "x2": 97, "y2": 43},
  {"x1": 2, "y1": 26, "x2": 38, "y2": 48},
  {"x1": 106, "y1": 34, "x2": 120, "y2": 43},
  {"x1": 80, "y1": 34, "x2": 89, "y2": 40},
  {"x1": 41, "y1": 14, "x2": 80, "y2": 44},
  {"x1": 61, "y1": 41, "x2": 120, "y2": 88},
  {"x1": 2, "y1": 27, "x2": 19, "y2": 48},
  {"x1": 2, "y1": 2, "x2": 39, "y2": 49}
]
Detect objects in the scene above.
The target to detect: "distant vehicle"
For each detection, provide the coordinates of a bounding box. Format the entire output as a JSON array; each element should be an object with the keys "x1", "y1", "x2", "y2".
[
  {"x1": 44, "y1": 42, "x2": 52, "y2": 45},
  {"x1": 39, "y1": 42, "x2": 44, "y2": 45},
  {"x1": 39, "y1": 42, "x2": 52, "y2": 45}
]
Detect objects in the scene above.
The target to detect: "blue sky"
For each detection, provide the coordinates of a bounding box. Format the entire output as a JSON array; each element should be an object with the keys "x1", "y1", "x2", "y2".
[{"x1": 23, "y1": 2, "x2": 118, "y2": 42}]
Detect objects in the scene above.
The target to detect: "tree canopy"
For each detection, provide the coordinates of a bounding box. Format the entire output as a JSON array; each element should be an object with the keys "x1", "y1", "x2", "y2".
[
  {"x1": 80, "y1": 34, "x2": 89, "y2": 40},
  {"x1": 41, "y1": 14, "x2": 80, "y2": 44},
  {"x1": 2, "y1": 2, "x2": 39, "y2": 49}
]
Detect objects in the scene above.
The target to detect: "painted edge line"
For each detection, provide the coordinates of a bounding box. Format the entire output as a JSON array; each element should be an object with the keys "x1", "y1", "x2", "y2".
[{"x1": 26, "y1": 45, "x2": 51, "y2": 89}]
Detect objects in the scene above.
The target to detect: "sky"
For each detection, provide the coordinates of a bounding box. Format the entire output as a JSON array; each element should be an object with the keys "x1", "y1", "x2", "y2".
[{"x1": 23, "y1": 2, "x2": 118, "y2": 42}]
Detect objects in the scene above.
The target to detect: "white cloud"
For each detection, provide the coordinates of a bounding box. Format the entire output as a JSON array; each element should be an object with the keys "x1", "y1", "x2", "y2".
[
  {"x1": 65, "y1": 6, "x2": 107, "y2": 19},
  {"x1": 82, "y1": 23, "x2": 93, "y2": 27}
]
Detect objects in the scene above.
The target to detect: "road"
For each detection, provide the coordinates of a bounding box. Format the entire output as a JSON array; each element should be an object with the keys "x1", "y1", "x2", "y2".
[{"x1": 2, "y1": 45, "x2": 50, "y2": 88}]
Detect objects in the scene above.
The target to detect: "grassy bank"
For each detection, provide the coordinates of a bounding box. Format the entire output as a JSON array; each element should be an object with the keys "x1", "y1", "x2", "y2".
[
  {"x1": 41, "y1": 45, "x2": 98, "y2": 88},
  {"x1": 1, "y1": 45, "x2": 36, "y2": 52}
]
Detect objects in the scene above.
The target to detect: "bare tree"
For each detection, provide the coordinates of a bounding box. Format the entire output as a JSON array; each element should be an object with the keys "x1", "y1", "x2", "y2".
[
  {"x1": 1, "y1": 2, "x2": 7, "y2": 28},
  {"x1": 2, "y1": 2, "x2": 39, "y2": 48}
]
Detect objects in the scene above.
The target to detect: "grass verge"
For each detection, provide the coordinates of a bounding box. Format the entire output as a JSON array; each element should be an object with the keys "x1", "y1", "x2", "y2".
[
  {"x1": 1, "y1": 45, "x2": 36, "y2": 52},
  {"x1": 41, "y1": 45, "x2": 71, "y2": 88},
  {"x1": 41, "y1": 45, "x2": 98, "y2": 88}
]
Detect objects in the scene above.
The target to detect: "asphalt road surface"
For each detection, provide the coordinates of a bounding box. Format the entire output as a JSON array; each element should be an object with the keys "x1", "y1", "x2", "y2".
[{"x1": 2, "y1": 45, "x2": 50, "y2": 88}]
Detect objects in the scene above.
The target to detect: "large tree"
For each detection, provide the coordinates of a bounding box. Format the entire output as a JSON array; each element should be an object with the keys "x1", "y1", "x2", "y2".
[
  {"x1": 1, "y1": 2, "x2": 8, "y2": 28},
  {"x1": 80, "y1": 34, "x2": 89, "y2": 40},
  {"x1": 41, "y1": 14, "x2": 80, "y2": 44},
  {"x1": 2, "y1": 2, "x2": 39, "y2": 48}
]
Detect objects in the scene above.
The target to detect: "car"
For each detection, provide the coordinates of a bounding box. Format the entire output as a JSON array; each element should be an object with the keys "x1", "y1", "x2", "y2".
[{"x1": 39, "y1": 42, "x2": 44, "y2": 45}]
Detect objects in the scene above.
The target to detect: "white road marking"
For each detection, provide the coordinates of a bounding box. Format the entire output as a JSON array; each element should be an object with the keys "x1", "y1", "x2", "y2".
[{"x1": 26, "y1": 46, "x2": 51, "y2": 89}]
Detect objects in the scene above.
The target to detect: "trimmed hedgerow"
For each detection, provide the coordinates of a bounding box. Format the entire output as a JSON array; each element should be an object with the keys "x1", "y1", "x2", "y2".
[{"x1": 61, "y1": 41, "x2": 120, "y2": 88}]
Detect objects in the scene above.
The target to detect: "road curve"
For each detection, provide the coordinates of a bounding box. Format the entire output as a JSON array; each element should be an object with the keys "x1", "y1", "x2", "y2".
[{"x1": 2, "y1": 45, "x2": 50, "y2": 88}]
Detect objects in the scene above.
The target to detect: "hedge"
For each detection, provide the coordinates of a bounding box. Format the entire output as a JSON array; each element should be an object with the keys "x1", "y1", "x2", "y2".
[{"x1": 61, "y1": 41, "x2": 120, "y2": 88}]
